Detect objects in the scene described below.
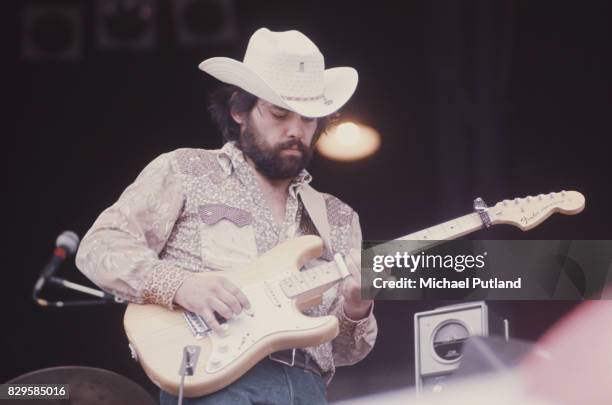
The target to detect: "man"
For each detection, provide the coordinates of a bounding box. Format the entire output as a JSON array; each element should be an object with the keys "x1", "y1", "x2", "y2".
[{"x1": 76, "y1": 28, "x2": 377, "y2": 404}]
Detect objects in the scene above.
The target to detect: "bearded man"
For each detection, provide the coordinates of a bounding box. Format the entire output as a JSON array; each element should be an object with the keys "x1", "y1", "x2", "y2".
[{"x1": 76, "y1": 28, "x2": 377, "y2": 405}]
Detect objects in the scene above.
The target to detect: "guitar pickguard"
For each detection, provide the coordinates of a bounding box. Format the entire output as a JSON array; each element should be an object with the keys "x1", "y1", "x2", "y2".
[{"x1": 203, "y1": 276, "x2": 330, "y2": 374}]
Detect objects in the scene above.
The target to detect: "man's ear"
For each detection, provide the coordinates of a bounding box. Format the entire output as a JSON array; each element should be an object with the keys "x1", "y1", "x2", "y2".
[
  {"x1": 231, "y1": 110, "x2": 244, "y2": 125},
  {"x1": 229, "y1": 91, "x2": 248, "y2": 125}
]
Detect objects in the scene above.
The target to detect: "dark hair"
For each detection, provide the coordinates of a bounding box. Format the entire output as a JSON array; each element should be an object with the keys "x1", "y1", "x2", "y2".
[{"x1": 208, "y1": 85, "x2": 338, "y2": 144}]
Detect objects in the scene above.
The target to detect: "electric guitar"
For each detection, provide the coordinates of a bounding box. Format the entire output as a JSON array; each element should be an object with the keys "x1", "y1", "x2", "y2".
[{"x1": 124, "y1": 190, "x2": 585, "y2": 397}]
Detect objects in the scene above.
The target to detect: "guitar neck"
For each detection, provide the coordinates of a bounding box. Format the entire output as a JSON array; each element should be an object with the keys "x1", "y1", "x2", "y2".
[
  {"x1": 397, "y1": 212, "x2": 484, "y2": 241},
  {"x1": 281, "y1": 211, "x2": 486, "y2": 298}
]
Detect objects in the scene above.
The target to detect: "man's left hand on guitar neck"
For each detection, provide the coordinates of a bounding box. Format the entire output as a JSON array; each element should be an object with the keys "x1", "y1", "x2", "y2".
[{"x1": 340, "y1": 248, "x2": 374, "y2": 321}]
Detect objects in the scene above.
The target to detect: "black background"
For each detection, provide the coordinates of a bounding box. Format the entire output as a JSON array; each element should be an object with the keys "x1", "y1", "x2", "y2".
[{"x1": 4, "y1": 0, "x2": 610, "y2": 401}]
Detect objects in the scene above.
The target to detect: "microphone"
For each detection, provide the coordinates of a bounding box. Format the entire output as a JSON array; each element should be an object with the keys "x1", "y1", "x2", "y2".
[{"x1": 33, "y1": 231, "x2": 80, "y2": 294}]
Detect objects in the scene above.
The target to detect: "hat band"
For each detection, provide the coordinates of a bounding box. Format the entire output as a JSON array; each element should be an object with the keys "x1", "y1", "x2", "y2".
[{"x1": 280, "y1": 93, "x2": 325, "y2": 102}]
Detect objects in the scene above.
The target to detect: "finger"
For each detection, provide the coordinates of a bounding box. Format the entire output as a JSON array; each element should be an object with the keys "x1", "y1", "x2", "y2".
[
  {"x1": 349, "y1": 248, "x2": 362, "y2": 268},
  {"x1": 199, "y1": 308, "x2": 222, "y2": 334},
  {"x1": 346, "y1": 287, "x2": 362, "y2": 303},
  {"x1": 222, "y1": 279, "x2": 251, "y2": 309},
  {"x1": 208, "y1": 297, "x2": 234, "y2": 320},
  {"x1": 345, "y1": 257, "x2": 362, "y2": 285},
  {"x1": 342, "y1": 274, "x2": 359, "y2": 288},
  {"x1": 216, "y1": 287, "x2": 243, "y2": 315},
  {"x1": 346, "y1": 248, "x2": 362, "y2": 278}
]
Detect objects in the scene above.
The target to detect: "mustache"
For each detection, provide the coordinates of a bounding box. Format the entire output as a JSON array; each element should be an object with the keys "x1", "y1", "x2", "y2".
[{"x1": 277, "y1": 139, "x2": 308, "y2": 153}]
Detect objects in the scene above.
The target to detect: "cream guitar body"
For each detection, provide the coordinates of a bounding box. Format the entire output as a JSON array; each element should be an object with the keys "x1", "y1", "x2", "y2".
[
  {"x1": 124, "y1": 235, "x2": 343, "y2": 397},
  {"x1": 124, "y1": 190, "x2": 585, "y2": 397}
]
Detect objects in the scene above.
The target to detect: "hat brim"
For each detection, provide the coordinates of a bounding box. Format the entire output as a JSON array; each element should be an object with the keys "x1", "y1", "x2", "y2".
[{"x1": 199, "y1": 57, "x2": 357, "y2": 118}]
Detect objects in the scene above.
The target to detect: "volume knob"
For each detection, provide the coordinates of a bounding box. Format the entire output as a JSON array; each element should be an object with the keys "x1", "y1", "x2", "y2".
[{"x1": 217, "y1": 324, "x2": 230, "y2": 337}]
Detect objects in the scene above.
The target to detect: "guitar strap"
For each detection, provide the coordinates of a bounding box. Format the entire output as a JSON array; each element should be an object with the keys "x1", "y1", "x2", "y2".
[{"x1": 297, "y1": 184, "x2": 332, "y2": 253}]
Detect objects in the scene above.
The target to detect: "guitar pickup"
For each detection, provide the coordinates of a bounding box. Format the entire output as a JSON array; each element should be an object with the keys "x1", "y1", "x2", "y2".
[{"x1": 183, "y1": 311, "x2": 211, "y2": 339}]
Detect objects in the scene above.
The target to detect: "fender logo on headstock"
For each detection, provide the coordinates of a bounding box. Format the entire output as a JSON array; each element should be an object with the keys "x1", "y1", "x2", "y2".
[
  {"x1": 520, "y1": 211, "x2": 540, "y2": 225},
  {"x1": 520, "y1": 198, "x2": 570, "y2": 225}
]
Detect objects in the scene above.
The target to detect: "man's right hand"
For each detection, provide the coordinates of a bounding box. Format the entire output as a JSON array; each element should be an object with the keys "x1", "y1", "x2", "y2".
[{"x1": 173, "y1": 273, "x2": 251, "y2": 334}]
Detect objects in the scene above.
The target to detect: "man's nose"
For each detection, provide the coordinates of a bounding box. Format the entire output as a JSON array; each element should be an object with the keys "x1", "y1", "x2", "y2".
[{"x1": 285, "y1": 115, "x2": 306, "y2": 140}]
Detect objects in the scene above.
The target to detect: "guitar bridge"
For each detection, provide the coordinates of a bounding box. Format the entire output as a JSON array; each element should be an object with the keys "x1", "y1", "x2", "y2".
[{"x1": 183, "y1": 311, "x2": 211, "y2": 339}]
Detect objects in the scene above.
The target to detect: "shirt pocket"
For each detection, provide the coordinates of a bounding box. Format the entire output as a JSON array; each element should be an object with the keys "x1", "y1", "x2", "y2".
[{"x1": 198, "y1": 204, "x2": 258, "y2": 271}]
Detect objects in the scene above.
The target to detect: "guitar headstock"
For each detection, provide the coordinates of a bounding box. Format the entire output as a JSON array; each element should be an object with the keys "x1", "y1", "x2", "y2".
[{"x1": 489, "y1": 190, "x2": 585, "y2": 231}]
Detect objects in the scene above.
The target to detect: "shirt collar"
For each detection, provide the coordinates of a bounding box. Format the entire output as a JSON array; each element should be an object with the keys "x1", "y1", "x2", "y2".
[
  {"x1": 217, "y1": 142, "x2": 313, "y2": 196},
  {"x1": 217, "y1": 141, "x2": 241, "y2": 176}
]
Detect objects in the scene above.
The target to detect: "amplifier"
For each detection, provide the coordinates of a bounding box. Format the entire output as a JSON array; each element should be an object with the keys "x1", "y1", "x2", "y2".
[{"x1": 414, "y1": 301, "x2": 508, "y2": 395}]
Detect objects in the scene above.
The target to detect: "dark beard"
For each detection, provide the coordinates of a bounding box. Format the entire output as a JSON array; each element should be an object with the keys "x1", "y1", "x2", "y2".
[{"x1": 238, "y1": 123, "x2": 313, "y2": 180}]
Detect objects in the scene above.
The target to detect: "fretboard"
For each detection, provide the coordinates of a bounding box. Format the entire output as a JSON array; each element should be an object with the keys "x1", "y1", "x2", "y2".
[
  {"x1": 279, "y1": 211, "x2": 486, "y2": 298},
  {"x1": 397, "y1": 212, "x2": 484, "y2": 241}
]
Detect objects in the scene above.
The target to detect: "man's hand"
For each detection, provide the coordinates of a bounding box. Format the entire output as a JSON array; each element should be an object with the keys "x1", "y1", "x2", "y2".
[
  {"x1": 174, "y1": 273, "x2": 250, "y2": 334},
  {"x1": 340, "y1": 248, "x2": 373, "y2": 321}
]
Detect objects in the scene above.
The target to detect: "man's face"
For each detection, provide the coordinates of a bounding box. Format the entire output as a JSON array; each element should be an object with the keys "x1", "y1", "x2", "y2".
[{"x1": 237, "y1": 99, "x2": 318, "y2": 180}]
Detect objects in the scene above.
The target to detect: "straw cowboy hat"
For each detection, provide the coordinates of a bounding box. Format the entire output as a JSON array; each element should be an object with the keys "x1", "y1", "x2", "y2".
[{"x1": 198, "y1": 27, "x2": 358, "y2": 118}]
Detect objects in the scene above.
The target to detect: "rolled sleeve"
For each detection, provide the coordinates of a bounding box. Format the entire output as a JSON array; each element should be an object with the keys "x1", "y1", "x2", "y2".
[
  {"x1": 331, "y1": 297, "x2": 377, "y2": 366},
  {"x1": 75, "y1": 152, "x2": 189, "y2": 309}
]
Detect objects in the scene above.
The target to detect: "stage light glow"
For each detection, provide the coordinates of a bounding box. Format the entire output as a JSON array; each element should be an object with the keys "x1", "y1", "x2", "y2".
[{"x1": 316, "y1": 121, "x2": 381, "y2": 161}]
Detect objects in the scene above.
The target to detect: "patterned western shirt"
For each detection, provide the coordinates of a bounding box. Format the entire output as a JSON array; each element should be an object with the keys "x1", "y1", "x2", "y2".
[{"x1": 76, "y1": 141, "x2": 377, "y2": 383}]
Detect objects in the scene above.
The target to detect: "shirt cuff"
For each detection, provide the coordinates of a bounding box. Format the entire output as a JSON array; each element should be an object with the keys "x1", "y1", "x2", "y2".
[
  {"x1": 337, "y1": 301, "x2": 375, "y2": 338},
  {"x1": 142, "y1": 262, "x2": 191, "y2": 310}
]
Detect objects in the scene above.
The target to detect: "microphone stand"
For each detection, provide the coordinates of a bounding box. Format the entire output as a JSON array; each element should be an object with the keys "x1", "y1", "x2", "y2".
[{"x1": 32, "y1": 275, "x2": 125, "y2": 308}]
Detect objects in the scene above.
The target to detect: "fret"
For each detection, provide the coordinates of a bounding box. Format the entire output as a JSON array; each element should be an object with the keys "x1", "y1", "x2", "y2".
[
  {"x1": 398, "y1": 229, "x2": 426, "y2": 241},
  {"x1": 456, "y1": 213, "x2": 485, "y2": 237},
  {"x1": 398, "y1": 213, "x2": 483, "y2": 242},
  {"x1": 280, "y1": 261, "x2": 342, "y2": 298},
  {"x1": 449, "y1": 215, "x2": 469, "y2": 236},
  {"x1": 443, "y1": 218, "x2": 459, "y2": 234},
  {"x1": 426, "y1": 223, "x2": 447, "y2": 240},
  {"x1": 455, "y1": 214, "x2": 472, "y2": 232},
  {"x1": 438, "y1": 221, "x2": 451, "y2": 237}
]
